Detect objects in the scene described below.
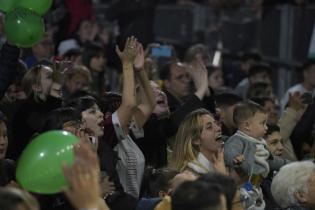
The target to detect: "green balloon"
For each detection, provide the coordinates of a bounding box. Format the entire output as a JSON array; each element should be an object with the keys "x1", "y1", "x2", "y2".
[
  {"x1": 16, "y1": 130, "x2": 79, "y2": 194},
  {"x1": 4, "y1": 7, "x2": 45, "y2": 48},
  {"x1": 18, "y1": 0, "x2": 53, "y2": 15},
  {"x1": 0, "y1": 0, "x2": 18, "y2": 13}
]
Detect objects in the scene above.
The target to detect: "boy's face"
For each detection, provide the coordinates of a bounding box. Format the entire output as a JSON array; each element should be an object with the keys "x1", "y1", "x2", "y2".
[
  {"x1": 265, "y1": 131, "x2": 283, "y2": 156},
  {"x1": 246, "y1": 112, "x2": 268, "y2": 139}
]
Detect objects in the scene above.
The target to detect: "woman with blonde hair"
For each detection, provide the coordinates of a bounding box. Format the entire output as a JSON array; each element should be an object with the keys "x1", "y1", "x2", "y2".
[{"x1": 170, "y1": 108, "x2": 226, "y2": 176}]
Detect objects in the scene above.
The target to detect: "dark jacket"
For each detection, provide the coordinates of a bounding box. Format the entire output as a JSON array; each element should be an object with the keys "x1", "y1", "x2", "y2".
[
  {"x1": 290, "y1": 99, "x2": 315, "y2": 160},
  {"x1": 0, "y1": 159, "x2": 15, "y2": 186},
  {"x1": 0, "y1": 42, "x2": 20, "y2": 99},
  {"x1": 8, "y1": 96, "x2": 62, "y2": 160}
]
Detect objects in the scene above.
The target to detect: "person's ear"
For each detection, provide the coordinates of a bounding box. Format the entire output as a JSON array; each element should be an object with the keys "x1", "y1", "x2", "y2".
[
  {"x1": 294, "y1": 191, "x2": 308, "y2": 204},
  {"x1": 240, "y1": 120, "x2": 251, "y2": 132}
]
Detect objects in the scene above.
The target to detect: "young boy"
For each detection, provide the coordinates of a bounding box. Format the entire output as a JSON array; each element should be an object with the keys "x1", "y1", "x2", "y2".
[{"x1": 264, "y1": 124, "x2": 284, "y2": 157}]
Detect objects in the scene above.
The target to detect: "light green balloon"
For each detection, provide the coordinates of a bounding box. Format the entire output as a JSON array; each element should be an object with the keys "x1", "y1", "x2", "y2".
[
  {"x1": 4, "y1": 7, "x2": 45, "y2": 48},
  {"x1": 18, "y1": 0, "x2": 53, "y2": 15},
  {"x1": 16, "y1": 130, "x2": 79, "y2": 194},
  {"x1": 0, "y1": 0, "x2": 18, "y2": 13}
]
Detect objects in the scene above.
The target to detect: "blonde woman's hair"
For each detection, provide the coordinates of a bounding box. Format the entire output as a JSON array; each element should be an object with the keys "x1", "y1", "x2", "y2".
[{"x1": 170, "y1": 108, "x2": 211, "y2": 172}]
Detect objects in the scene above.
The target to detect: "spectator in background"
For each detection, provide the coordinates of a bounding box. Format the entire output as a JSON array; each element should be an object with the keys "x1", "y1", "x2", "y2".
[
  {"x1": 160, "y1": 61, "x2": 191, "y2": 112},
  {"x1": 215, "y1": 93, "x2": 242, "y2": 138},
  {"x1": 251, "y1": 97, "x2": 279, "y2": 125},
  {"x1": 207, "y1": 65, "x2": 225, "y2": 92},
  {"x1": 81, "y1": 42, "x2": 109, "y2": 95},
  {"x1": 277, "y1": 92, "x2": 305, "y2": 161},
  {"x1": 290, "y1": 95, "x2": 315, "y2": 160},
  {"x1": 62, "y1": 48, "x2": 82, "y2": 65},
  {"x1": 24, "y1": 34, "x2": 55, "y2": 68},
  {"x1": 280, "y1": 59, "x2": 315, "y2": 112},
  {"x1": 58, "y1": 18, "x2": 98, "y2": 56},
  {"x1": 62, "y1": 65, "x2": 92, "y2": 98},
  {"x1": 225, "y1": 52, "x2": 261, "y2": 88},
  {"x1": 184, "y1": 43, "x2": 211, "y2": 65},
  {"x1": 235, "y1": 63, "x2": 272, "y2": 99},
  {"x1": 247, "y1": 82, "x2": 275, "y2": 100}
]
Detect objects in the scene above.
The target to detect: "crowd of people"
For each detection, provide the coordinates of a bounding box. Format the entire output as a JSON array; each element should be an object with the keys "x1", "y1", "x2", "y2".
[{"x1": 0, "y1": 1, "x2": 315, "y2": 210}]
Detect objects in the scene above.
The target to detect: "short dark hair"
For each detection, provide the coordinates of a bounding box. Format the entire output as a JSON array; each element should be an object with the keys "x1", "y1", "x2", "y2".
[
  {"x1": 64, "y1": 95, "x2": 97, "y2": 113},
  {"x1": 246, "y1": 82, "x2": 272, "y2": 99},
  {"x1": 233, "y1": 100, "x2": 266, "y2": 126},
  {"x1": 172, "y1": 180, "x2": 223, "y2": 210},
  {"x1": 215, "y1": 93, "x2": 242, "y2": 108},
  {"x1": 265, "y1": 124, "x2": 280, "y2": 137},
  {"x1": 63, "y1": 48, "x2": 82, "y2": 59},
  {"x1": 141, "y1": 166, "x2": 178, "y2": 197},
  {"x1": 42, "y1": 107, "x2": 81, "y2": 132},
  {"x1": 250, "y1": 97, "x2": 274, "y2": 107},
  {"x1": 82, "y1": 42, "x2": 105, "y2": 69},
  {"x1": 159, "y1": 61, "x2": 178, "y2": 81},
  {"x1": 99, "y1": 92, "x2": 122, "y2": 114},
  {"x1": 248, "y1": 63, "x2": 272, "y2": 78},
  {"x1": 301, "y1": 59, "x2": 315, "y2": 72},
  {"x1": 198, "y1": 173, "x2": 237, "y2": 210}
]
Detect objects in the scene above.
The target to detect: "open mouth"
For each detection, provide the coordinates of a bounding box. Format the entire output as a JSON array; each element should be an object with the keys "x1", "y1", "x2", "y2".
[
  {"x1": 98, "y1": 121, "x2": 104, "y2": 130},
  {"x1": 215, "y1": 135, "x2": 222, "y2": 141},
  {"x1": 157, "y1": 97, "x2": 165, "y2": 104}
]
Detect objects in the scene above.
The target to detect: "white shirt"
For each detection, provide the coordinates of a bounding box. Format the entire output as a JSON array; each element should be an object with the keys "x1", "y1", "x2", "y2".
[{"x1": 112, "y1": 111, "x2": 145, "y2": 198}]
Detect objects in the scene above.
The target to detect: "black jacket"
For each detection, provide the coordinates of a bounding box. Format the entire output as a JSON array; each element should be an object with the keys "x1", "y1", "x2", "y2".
[
  {"x1": 0, "y1": 42, "x2": 20, "y2": 99},
  {"x1": 290, "y1": 98, "x2": 315, "y2": 160}
]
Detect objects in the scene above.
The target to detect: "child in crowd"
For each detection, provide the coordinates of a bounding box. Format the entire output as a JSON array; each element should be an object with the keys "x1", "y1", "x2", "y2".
[{"x1": 224, "y1": 101, "x2": 288, "y2": 209}]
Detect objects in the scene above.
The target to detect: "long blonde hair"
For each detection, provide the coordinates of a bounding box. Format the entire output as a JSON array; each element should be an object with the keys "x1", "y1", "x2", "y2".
[{"x1": 170, "y1": 108, "x2": 211, "y2": 172}]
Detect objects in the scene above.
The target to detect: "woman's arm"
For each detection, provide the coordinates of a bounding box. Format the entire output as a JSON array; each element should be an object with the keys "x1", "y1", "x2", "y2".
[
  {"x1": 133, "y1": 42, "x2": 156, "y2": 128},
  {"x1": 115, "y1": 37, "x2": 138, "y2": 132}
]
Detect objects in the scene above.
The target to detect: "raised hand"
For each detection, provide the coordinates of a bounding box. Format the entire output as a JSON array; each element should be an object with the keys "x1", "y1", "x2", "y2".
[
  {"x1": 187, "y1": 57, "x2": 209, "y2": 99},
  {"x1": 116, "y1": 36, "x2": 137, "y2": 64},
  {"x1": 134, "y1": 42, "x2": 145, "y2": 71}
]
